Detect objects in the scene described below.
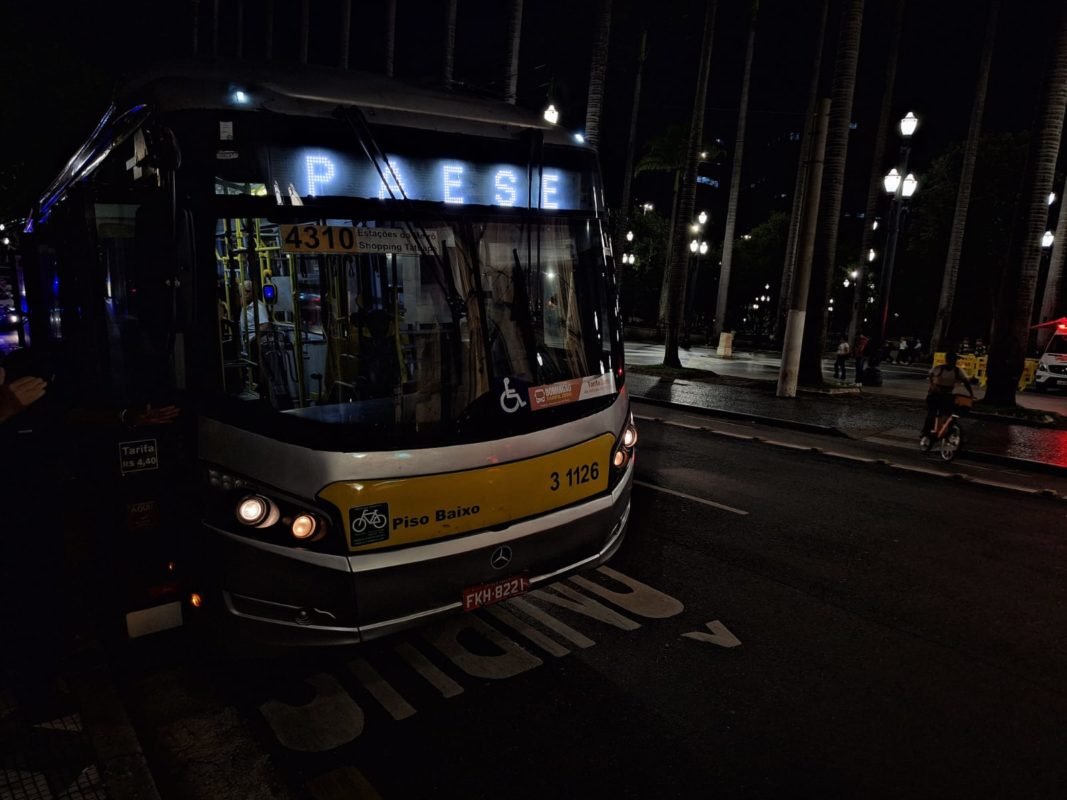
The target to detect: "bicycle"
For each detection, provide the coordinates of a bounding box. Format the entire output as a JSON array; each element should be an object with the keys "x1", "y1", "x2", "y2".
[{"x1": 920, "y1": 394, "x2": 972, "y2": 461}]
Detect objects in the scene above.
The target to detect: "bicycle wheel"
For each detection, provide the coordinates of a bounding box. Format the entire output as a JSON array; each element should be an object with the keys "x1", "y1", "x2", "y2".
[{"x1": 939, "y1": 423, "x2": 961, "y2": 461}]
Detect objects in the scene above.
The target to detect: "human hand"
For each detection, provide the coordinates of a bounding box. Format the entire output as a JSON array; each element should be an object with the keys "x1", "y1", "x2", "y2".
[{"x1": 0, "y1": 367, "x2": 48, "y2": 422}]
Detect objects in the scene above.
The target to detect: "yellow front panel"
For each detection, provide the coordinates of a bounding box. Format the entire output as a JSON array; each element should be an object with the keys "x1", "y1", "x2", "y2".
[{"x1": 319, "y1": 434, "x2": 615, "y2": 552}]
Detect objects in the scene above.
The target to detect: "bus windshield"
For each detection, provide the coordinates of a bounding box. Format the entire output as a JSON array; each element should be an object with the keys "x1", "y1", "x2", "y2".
[{"x1": 213, "y1": 212, "x2": 620, "y2": 448}]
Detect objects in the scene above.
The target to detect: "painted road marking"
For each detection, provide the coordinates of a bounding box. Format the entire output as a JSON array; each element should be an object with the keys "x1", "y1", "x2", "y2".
[
  {"x1": 394, "y1": 642, "x2": 464, "y2": 698},
  {"x1": 260, "y1": 673, "x2": 364, "y2": 752},
  {"x1": 486, "y1": 604, "x2": 571, "y2": 657},
  {"x1": 348, "y1": 657, "x2": 417, "y2": 720},
  {"x1": 634, "y1": 479, "x2": 749, "y2": 516},
  {"x1": 423, "y1": 615, "x2": 543, "y2": 679},
  {"x1": 530, "y1": 583, "x2": 641, "y2": 630},
  {"x1": 571, "y1": 566, "x2": 685, "y2": 619},
  {"x1": 505, "y1": 597, "x2": 596, "y2": 649},
  {"x1": 682, "y1": 620, "x2": 742, "y2": 648}
]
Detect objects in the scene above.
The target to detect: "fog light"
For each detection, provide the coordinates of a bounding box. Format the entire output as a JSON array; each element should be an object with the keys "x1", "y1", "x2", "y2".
[
  {"x1": 291, "y1": 514, "x2": 317, "y2": 540},
  {"x1": 622, "y1": 424, "x2": 638, "y2": 449},
  {"x1": 613, "y1": 449, "x2": 628, "y2": 468}
]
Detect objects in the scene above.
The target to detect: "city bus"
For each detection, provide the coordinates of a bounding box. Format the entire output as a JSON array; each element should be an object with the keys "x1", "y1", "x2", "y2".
[{"x1": 18, "y1": 60, "x2": 635, "y2": 646}]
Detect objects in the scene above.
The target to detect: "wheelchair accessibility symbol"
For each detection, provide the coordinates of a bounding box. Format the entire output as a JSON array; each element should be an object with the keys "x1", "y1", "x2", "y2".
[{"x1": 499, "y1": 378, "x2": 528, "y2": 413}]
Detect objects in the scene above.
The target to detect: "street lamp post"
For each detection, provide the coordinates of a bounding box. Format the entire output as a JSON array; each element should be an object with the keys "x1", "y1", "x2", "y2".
[{"x1": 875, "y1": 112, "x2": 919, "y2": 346}]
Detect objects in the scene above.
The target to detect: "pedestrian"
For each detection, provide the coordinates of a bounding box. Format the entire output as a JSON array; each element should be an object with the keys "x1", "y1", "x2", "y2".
[
  {"x1": 834, "y1": 336, "x2": 850, "y2": 381},
  {"x1": 854, "y1": 333, "x2": 869, "y2": 386}
]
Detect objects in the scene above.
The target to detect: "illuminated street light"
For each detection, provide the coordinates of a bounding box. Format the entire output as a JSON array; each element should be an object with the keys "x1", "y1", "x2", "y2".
[
  {"x1": 690, "y1": 223, "x2": 701, "y2": 233},
  {"x1": 850, "y1": 270, "x2": 859, "y2": 279},
  {"x1": 573, "y1": 132, "x2": 585, "y2": 144},
  {"x1": 697, "y1": 210, "x2": 708, "y2": 225},
  {"x1": 901, "y1": 173, "x2": 918, "y2": 198},
  {"x1": 626, "y1": 230, "x2": 634, "y2": 242},
  {"x1": 1043, "y1": 230, "x2": 1055, "y2": 248},
  {"x1": 543, "y1": 104, "x2": 559, "y2": 124},
  {"x1": 1050, "y1": 192, "x2": 1057, "y2": 206},
  {"x1": 690, "y1": 239, "x2": 699, "y2": 253},
  {"x1": 872, "y1": 220, "x2": 879, "y2": 231},
  {"x1": 899, "y1": 111, "x2": 919, "y2": 138},
  {"x1": 844, "y1": 279, "x2": 851, "y2": 288},
  {"x1": 764, "y1": 283, "x2": 770, "y2": 290},
  {"x1": 868, "y1": 248, "x2": 876, "y2": 262},
  {"x1": 699, "y1": 241, "x2": 708, "y2": 255},
  {"x1": 883, "y1": 168, "x2": 901, "y2": 194},
  {"x1": 700, "y1": 151, "x2": 708, "y2": 160}
]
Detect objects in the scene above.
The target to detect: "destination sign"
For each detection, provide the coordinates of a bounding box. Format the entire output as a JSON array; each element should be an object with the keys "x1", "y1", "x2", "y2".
[
  {"x1": 269, "y1": 148, "x2": 585, "y2": 210},
  {"x1": 280, "y1": 224, "x2": 439, "y2": 255}
]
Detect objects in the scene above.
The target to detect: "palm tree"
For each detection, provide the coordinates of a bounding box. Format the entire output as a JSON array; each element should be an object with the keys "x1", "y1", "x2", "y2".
[
  {"x1": 443, "y1": 0, "x2": 458, "y2": 88},
  {"x1": 986, "y1": 3, "x2": 1067, "y2": 405},
  {"x1": 848, "y1": 0, "x2": 907, "y2": 347},
  {"x1": 633, "y1": 127, "x2": 721, "y2": 321},
  {"x1": 1037, "y1": 176, "x2": 1067, "y2": 348},
  {"x1": 776, "y1": 0, "x2": 829, "y2": 346},
  {"x1": 585, "y1": 0, "x2": 613, "y2": 150},
  {"x1": 613, "y1": 29, "x2": 648, "y2": 284},
  {"x1": 386, "y1": 0, "x2": 397, "y2": 77},
  {"x1": 712, "y1": 0, "x2": 758, "y2": 340},
  {"x1": 930, "y1": 0, "x2": 1000, "y2": 352},
  {"x1": 663, "y1": 0, "x2": 718, "y2": 368},
  {"x1": 798, "y1": 0, "x2": 865, "y2": 386},
  {"x1": 505, "y1": 0, "x2": 524, "y2": 104}
]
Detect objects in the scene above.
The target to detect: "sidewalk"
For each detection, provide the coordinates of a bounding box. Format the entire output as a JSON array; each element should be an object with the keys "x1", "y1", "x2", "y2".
[{"x1": 626, "y1": 369, "x2": 1067, "y2": 471}]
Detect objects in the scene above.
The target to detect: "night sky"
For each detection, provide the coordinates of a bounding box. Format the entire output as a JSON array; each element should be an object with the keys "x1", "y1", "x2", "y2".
[{"x1": 3, "y1": 0, "x2": 1065, "y2": 334}]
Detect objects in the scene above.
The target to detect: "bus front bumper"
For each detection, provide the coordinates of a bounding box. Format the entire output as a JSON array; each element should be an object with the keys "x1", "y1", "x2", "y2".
[{"x1": 195, "y1": 465, "x2": 633, "y2": 647}]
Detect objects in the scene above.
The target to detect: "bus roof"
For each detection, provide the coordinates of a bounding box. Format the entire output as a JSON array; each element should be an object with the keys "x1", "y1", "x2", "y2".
[{"x1": 115, "y1": 59, "x2": 583, "y2": 148}]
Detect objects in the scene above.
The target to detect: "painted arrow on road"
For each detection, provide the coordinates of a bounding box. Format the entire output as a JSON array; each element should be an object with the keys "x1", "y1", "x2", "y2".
[{"x1": 682, "y1": 620, "x2": 742, "y2": 648}]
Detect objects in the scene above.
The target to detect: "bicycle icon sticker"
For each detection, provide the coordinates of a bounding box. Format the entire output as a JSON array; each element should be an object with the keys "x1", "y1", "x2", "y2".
[
  {"x1": 499, "y1": 377, "x2": 528, "y2": 414},
  {"x1": 349, "y1": 502, "x2": 390, "y2": 546}
]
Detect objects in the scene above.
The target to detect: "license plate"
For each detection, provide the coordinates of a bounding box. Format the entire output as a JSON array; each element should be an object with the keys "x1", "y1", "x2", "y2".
[{"x1": 462, "y1": 575, "x2": 530, "y2": 611}]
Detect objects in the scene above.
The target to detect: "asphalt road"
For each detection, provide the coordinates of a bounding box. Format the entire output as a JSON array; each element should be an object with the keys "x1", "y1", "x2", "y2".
[{"x1": 117, "y1": 418, "x2": 1067, "y2": 800}]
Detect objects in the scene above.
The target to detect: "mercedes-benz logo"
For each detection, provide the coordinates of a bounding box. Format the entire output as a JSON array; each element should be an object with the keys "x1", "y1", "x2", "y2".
[{"x1": 490, "y1": 545, "x2": 513, "y2": 570}]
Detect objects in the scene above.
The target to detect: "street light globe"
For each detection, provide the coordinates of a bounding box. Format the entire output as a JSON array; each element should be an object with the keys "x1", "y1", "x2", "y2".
[
  {"x1": 700, "y1": 151, "x2": 708, "y2": 160},
  {"x1": 1043, "y1": 230, "x2": 1055, "y2": 248},
  {"x1": 868, "y1": 248, "x2": 876, "y2": 262},
  {"x1": 764, "y1": 283, "x2": 770, "y2": 290},
  {"x1": 843, "y1": 279, "x2": 851, "y2": 288},
  {"x1": 626, "y1": 230, "x2": 634, "y2": 242},
  {"x1": 872, "y1": 220, "x2": 879, "y2": 231},
  {"x1": 883, "y1": 168, "x2": 901, "y2": 194},
  {"x1": 899, "y1": 111, "x2": 919, "y2": 138},
  {"x1": 901, "y1": 173, "x2": 918, "y2": 198},
  {"x1": 698, "y1": 210, "x2": 708, "y2": 225},
  {"x1": 699, "y1": 241, "x2": 708, "y2": 255},
  {"x1": 690, "y1": 239, "x2": 699, "y2": 253},
  {"x1": 1050, "y1": 192, "x2": 1057, "y2": 206},
  {"x1": 690, "y1": 223, "x2": 701, "y2": 233},
  {"x1": 850, "y1": 270, "x2": 859, "y2": 279},
  {"x1": 543, "y1": 104, "x2": 559, "y2": 124}
]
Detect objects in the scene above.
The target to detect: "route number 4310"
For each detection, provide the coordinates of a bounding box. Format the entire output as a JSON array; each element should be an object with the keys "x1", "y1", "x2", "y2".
[{"x1": 549, "y1": 463, "x2": 600, "y2": 491}]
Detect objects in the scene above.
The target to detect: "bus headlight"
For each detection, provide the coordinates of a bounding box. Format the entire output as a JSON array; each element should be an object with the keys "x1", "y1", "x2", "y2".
[
  {"x1": 291, "y1": 514, "x2": 318, "y2": 540},
  {"x1": 236, "y1": 495, "x2": 280, "y2": 528},
  {"x1": 622, "y1": 422, "x2": 638, "y2": 449}
]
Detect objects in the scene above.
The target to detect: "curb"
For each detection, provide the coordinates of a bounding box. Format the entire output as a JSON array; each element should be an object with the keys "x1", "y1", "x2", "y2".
[
  {"x1": 632, "y1": 393, "x2": 1067, "y2": 476},
  {"x1": 69, "y1": 643, "x2": 163, "y2": 800},
  {"x1": 631, "y1": 394, "x2": 847, "y2": 437}
]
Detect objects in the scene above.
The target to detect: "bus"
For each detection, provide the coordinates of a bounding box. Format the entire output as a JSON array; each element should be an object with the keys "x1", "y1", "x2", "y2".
[{"x1": 18, "y1": 60, "x2": 635, "y2": 646}]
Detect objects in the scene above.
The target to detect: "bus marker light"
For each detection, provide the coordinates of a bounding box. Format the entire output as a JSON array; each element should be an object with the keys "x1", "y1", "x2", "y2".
[
  {"x1": 613, "y1": 450, "x2": 628, "y2": 468},
  {"x1": 291, "y1": 514, "x2": 317, "y2": 540},
  {"x1": 622, "y1": 424, "x2": 638, "y2": 449}
]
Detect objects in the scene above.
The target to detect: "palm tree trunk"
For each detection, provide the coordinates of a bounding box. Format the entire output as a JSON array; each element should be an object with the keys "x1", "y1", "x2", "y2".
[
  {"x1": 849, "y1": 0, "x2": 907, "y2": 347},
  {"x1": 664, "y1": 0, "x2": 718, "y2": 367},
  {"x1": 986, "y1": 4, "x2": 1067, "y2": 405},
  {"x1": 776, "y1": 0, "x2": 829, "y2": 346},
  {"x1": 385, "y1": 0, "x2": 397, "y2": 77},
  {"x1": 505, "y1": 0, "x2": 524, "y2": 104},
  {"x1": 614, "y1": 29, "x2": 648, "y2": 288},
  {"x1": 443, "y1": 0, "x2": 457, "y2": 88},
  {"x1": 798, "y1": 0, "x2": 865, "y2": 386},
  {"x1": 930, "y1": 0, "x2": 999, "y2": 352},
  {"x1": 1037, "y1": 174, "x2": 1067, "y2": 349},
  {"x1": 659, "y1": 169, "x2": 682, "y2": 323},
  {"x1": 340, "y1": 0, "x2": 353, "y2": 69},
  {"x1": 713, "y1": 1, "x2": 758, "y2": 340},
  {"x1": 585, "y1": 0, "x2": 614, "y2": 150}
]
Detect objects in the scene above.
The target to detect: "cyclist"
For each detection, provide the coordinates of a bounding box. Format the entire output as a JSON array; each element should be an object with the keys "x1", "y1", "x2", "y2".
[{"x1": 922, "y1": 352, "x2": 975, "y2": 440}]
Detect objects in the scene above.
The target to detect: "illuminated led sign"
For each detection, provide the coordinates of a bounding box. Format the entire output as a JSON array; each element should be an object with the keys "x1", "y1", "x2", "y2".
[{"x1": 268, "y1": 149, "x2": 584, "y2": 210}]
